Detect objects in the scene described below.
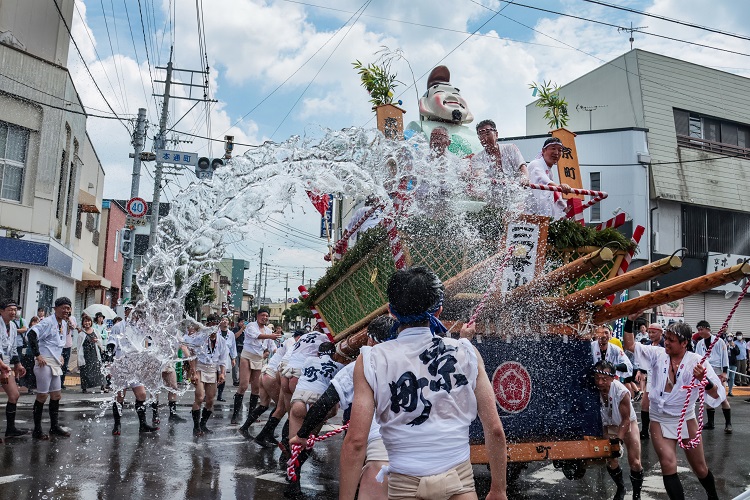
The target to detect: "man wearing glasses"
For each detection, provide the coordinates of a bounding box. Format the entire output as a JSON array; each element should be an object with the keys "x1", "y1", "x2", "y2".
[{"x1": 467, "y1": 119, "x2": 529, "y2": 202}]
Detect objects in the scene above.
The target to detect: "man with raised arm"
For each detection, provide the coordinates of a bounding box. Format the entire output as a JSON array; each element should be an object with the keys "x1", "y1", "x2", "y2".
[
  {"x1": 339, "y1": 266, "x2": 507, "y2": 500},
  {"x1": 623, "y1": 318, "x2": 722, "y2": 500}
]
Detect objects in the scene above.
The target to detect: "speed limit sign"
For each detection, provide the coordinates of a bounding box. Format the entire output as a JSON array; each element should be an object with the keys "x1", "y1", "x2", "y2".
[{"x1": 126, "y1": 197, "x2": 148, "y2": 218}]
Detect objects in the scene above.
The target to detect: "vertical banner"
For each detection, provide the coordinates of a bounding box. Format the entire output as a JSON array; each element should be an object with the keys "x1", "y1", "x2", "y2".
[
  {"x1": 320, "y1": 197, "x2": 334, "y2": 238},
  {"x1": 551, "y1": 128, "x2": 584, "y2": 199},
  {"x1": 655, "y1": 300, "x2": 685, "y2": 329}
]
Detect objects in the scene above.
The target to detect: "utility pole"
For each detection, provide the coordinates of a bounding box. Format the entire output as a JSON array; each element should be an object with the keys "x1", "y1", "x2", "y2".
[
  {"x1": 122, "y1": 108, "x2": 148, "y2": 302},
  {"x1": 263, "y1": 263, "x2": 269, "y2": 306},
  {"x1": 148, "y1": 59, "x2": 173, "y2": 249},
  {"x1": 256, "y1": 246, "x2": 264, "y2": 307},
  {"x1": 284, "y1": 273, "x2": 289, "y2": 305},
  {"x1": 301, "y1": 266, "x2": 305, "y2": 287}
]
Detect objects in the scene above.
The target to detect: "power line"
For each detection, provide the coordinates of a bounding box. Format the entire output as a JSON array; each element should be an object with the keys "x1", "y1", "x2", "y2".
[
  {"x1": 99, "y1": 0, "x2": 130, "y2": 112},
  {"x1": 121, "y1": 0, "x2": 155, "y2": 117},
  {"x1": 0, "y1": 82, "x2": 134, "y2": 120},
  {"x1": 136, "y1": 0, "x2": 158, "y2": 109},
  {"x1": 465, "y1": 0, "x2": 744, "y2": 116},
  {"x1": 52, "y1": 0, "x2": 131, "y2": 133},
  {"x1": 578, "y1": 0, "x2": 750, "y2": 42},
  {"x1": 271, "y1": 0, "x2": 373, "y2": 138},
  {"x1": 280, "y1": 0, "x2": 575, "y2": 51},
  {"x1": 470, "y1": 0, "x2": 750, "y2": 58}
]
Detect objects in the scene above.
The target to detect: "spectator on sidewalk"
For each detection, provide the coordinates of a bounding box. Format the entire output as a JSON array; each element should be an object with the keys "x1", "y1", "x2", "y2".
[
  {"x1": 77, "y1": 314, "x2": 105, "y2": 394},
  {"x1": 727, "y1": 334, "x2": 740, "y2": 397},
  {"x1": 735, "y1": 331, "x2": 747, "y2": 386}
]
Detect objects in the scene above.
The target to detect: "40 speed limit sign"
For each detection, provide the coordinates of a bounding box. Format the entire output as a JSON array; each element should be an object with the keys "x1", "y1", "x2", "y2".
[{"x1": 126, "y1": 197, "x2": 148, "y2": 218}]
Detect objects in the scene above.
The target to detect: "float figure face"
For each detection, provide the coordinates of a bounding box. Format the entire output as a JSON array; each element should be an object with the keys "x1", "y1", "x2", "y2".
[{"x1": 419, "y1": 82, "x2": 474, "y2": 124}]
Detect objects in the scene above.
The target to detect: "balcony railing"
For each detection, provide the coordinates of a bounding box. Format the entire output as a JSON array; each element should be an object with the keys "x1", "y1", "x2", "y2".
[{"x1": 677, "y1": 134, "x2": 750, "y2": 160}]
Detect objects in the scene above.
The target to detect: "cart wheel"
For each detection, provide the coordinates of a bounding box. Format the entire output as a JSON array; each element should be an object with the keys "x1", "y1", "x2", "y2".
[{"x1": 561, "y1": 460, "x2": 586, "y2": 480}]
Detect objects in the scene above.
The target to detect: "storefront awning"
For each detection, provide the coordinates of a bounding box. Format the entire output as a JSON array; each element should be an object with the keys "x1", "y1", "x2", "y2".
[
  {"x1": 81, "y1": 269, "x2": 111, "y2": 289},
  {"x1": 78, "y1": 189, "x2": 100, "y2": 213}
]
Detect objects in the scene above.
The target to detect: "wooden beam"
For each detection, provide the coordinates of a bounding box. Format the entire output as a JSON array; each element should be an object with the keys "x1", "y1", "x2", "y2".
[
  {"x1": 594, "y1": 261, "x2": 750, "y2": 324},
  {"x1": 469, "y1": 437, "x2": 620, "y2": 464}
]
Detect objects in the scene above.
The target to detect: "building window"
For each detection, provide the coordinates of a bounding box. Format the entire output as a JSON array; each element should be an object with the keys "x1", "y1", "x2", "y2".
[
  {"x1": 0, "y1": 266, "x2": 25, "y2": 305},
  {"x1": 674, "y1": 108, "x2": 750, "y2": 158},
  {"x1": 682, "y1": 205, "x2": 750, "y2": 257},
  {"x1": 0, "y1": 121, "x2": 30, "y2": 202},
  {"x1": 589, "y1": 172, "x2": 601, "y2": 222}
]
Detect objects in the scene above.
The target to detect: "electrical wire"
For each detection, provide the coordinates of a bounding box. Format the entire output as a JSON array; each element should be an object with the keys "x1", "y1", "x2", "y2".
[
  {"x1": 270, "y1": 0, "x2": 372, "y2": 139},
  {"x1": 136, "y1": 0, "x2": 158, "y2": 105},
  {"x1": 578, "y1": 0, "x2": 750, "y2": 42},
  {"x1": 52, "y1": 0, "x2": 131, "y2": 133},
  {"x1": 122, "y1": 0, "x2": 156, "y2": 117},
  {"x1": 99, "y1": 0, "x2": 130, "y2": 112},
  {"x1": 0, "y1": 86, "x2": 133, "y2": 121}
]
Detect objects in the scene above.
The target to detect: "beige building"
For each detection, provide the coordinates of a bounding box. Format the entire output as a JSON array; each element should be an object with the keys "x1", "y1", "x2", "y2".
[{"x1": 0, "y1": 0, "x2": 106, "y2": 320}]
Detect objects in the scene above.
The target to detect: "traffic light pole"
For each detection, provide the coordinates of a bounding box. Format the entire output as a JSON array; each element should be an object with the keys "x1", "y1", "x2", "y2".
[{"x1": 122, "y1": 108, "x2": 148, "y2": 302}]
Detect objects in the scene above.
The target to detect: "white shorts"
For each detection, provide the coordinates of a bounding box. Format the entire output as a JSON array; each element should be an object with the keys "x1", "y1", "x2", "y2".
[
  {"x1": 291, "y1": 390, "x2": 321, "y2": 406},
  {"x1": 366, "y1": 437, "x2": 389, "y2": 463},
  {"x1": 651, "y1": 411, "x2": 694, "y2": 440},
  {"x1": 282, "y1": 365, "x2": 302, "y2": 379},
  {"x1": 261, "y1": 365, "x2": 277, "y2": 378},
  {"x1": 197, "y1": 362, "x2": 218, "y2": 384},
  {"x1": 241, "y1": 351, "x2": 264, "y2": 370}
]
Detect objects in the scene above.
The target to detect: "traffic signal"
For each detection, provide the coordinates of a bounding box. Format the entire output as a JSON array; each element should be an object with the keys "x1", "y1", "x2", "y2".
[
  {"x1": 224, "y1": 135, "x2": 234, "y2": 159},
  {"x1": 211, "y1": 158, "x2": 224, "y2": 170},
  {"x1": 120, "y1": 227, "x2": 134, "y2": 256},
  {"x1": 195, "y1": 157, "x2": 224, "y2": 179}
]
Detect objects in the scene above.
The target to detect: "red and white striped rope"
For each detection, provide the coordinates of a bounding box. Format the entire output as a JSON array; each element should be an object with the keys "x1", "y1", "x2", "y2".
[
  {"x1": 298, "y1": 285, "x2": 334, "y2": 342},
  {"x1": 527, "y1": 183, "x2": 608, "y2": 200},
  {"x1": 325, "y1": 203, "x2": 384, "y2": 261},
  {"x1": 595, "y1": 212, "x2": 627, "y2": 231},
  {"x1": 381, "y1": 179, "x2": 412, "y2": 270},
  {"x1": 467, "y1": 246, "x2": 515, "y2": 326},
  {"x1": 604, "y1": 225, "x2": 645, "y2": 307},
  {"x1": 287, "y1": 423, "x2": 350, "y2": 481},
  {"x1": 677, "y1": 277, "x2": 750, "y2": 449}
]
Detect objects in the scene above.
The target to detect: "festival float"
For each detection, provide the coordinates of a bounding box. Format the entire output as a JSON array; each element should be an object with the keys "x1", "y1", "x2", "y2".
[{"x1": 300, "y1": 63, "x2": 750, "y2": 482}]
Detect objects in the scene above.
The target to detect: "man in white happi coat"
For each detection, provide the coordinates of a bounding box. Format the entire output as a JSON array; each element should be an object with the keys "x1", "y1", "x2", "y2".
[
  {"x1": 340, "y1": 266, "x2": 507, "y2": 500},
  {"x1": 0, "y1": 298, "x2": 28, "y2": 437},
  {"x1": 593, "y1": 360, "x2": 644, "y2": 500},
  {"x1": 526, "y1": 137, "x2": 572, "y2": 218},
  {"x1": 693, "y1": 320, "x2": 732, "y2": 433},
  {"x1": 591, "y1": 325, "x2": 633, "y2": 380},
  {"x1": 624, "y1": 319, "x2": 722, "y2": 500}
]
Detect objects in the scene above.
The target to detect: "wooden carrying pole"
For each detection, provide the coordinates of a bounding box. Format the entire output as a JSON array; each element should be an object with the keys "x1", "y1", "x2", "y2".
[
  {"x1": 501, "y1": 247, "x2": 614, "y2": 302},
  {"x1": 547, "y1": 254, "x2": 682, "y2": 312},
  {"x1": 594, "y1": 261, "x2": 750, "y2": 324}
]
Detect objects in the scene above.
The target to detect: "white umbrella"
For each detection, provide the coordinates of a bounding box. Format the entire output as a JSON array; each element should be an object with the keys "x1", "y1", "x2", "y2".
[{"x1": 82, "y1": 304, "x2": 117, "y2": 320}]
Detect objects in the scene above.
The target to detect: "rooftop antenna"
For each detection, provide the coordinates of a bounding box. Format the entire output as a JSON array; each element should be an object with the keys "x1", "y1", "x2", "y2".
[
  {"x1": 618, "y1": 22, "x2": 648, "y2": 50},
  {"x1": 575, "y1": 104, "x2": 608, "y2": 131}
]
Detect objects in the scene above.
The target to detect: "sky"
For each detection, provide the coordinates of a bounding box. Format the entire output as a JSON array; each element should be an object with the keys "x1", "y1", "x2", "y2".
[{"x1": 67, "y1": 0, "x2": 750, "y2": 301}]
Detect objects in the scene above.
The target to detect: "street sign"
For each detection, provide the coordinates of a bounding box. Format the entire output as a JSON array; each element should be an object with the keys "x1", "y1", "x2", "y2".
[
  {"x1": 126, "y1": 197, "x2": 148, "y2": 218},
  {"x1": 125, "y1": 216, "x2": 147, "y2": 227},
  {"x1": 155, "y1": 149, "x2": 199, "y2": 166}
]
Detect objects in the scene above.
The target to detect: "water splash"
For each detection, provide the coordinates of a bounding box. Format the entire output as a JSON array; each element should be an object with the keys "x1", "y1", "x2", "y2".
[{"x1": 107, "y1": 126, "x2": 528, "y2": 397}]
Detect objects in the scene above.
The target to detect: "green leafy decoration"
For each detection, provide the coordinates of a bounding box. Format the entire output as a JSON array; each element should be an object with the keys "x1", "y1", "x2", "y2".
[
  {"x1": 352, "y1": 59, "x2": 398, "y2": 107},
  {"x1": 547, "y1": 218, "x2": 637, "y2": 252},
  {"x1": 529, "y1": 80, "x2": 569, "y2": 129}
]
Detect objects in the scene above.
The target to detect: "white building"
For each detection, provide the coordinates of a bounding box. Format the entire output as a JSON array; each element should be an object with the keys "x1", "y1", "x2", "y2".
[
  {"x1": 523, "y1": 49, "x2": 750, "y2": 329},
  {"x1": 0, "y1": 0, "x2": 107, "y2": 321}
]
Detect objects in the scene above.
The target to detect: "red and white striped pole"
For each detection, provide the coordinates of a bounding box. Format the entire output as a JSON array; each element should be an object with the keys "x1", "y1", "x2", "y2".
[
  {"x1": 381, "y1": 178, "x2": 411, "y2": 270},
  {"x1": 604, "y1": 225, "x2": 645, "y2": 307},
  {"x1": 595, "y1": 212, "x2": 627, "y2": 231},
  {"x1": 298, "y1": 285, "x2": 334, "y2": 342}
]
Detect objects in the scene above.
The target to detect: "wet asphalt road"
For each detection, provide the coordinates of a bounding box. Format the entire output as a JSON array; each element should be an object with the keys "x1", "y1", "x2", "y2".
[{"x1": 1, "y1": 384, "x2": 750, "y2": 499}]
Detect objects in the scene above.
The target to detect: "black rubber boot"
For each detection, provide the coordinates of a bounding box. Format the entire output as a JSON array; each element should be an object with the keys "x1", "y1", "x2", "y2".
[
  {"x1": 698, "y1": 470, "x2": 719, "y2": 500},
  {"x1": 247, "y1": 394, "x2": 259, "y2": 414},
  {"x1": 217, "y1": 382, "x2": 225, "y2": 401},
  {"x1": 255, "y1": 416, "x2": 281, "y2": 448},
  {"x1": 200, "y1": 408, "x2": 213, "y2": 434},
  {"x1": 32, "y1": 400, "x2": 47, "y2": 440},
  {"x1": 640, "y1": 411, "x2": 650, "y2": 439},
  {"x1": 136, "y1": 400, "x2": 158, "y2": 433},
  {"x1": 5, "y1": 402, "x2": 28, "y2": 437},
  {"x1": 48, "y1": 399, "x2": 70, "y2": 437},
  {"x1": 192, "y1": 409, "x2": 202, "y2": 436},
  {"x1": 230, "y1": 393, "x2": 244, "y2": 425},
  {"x1": 168, "y1": 401, "x2": 186, "y2": 422},
  {"x1": 723, "y1": 408, "x2": 732, "y2": 433},
  {"x1": 151, "y1": 401, "x2": 160, "y2": 425},
  {"x1": 630, "y1": 469, "x2": 644, "y2": 500},
  {"x1": 705, "y1": 408, "x2": 715, "y2": 429},
  {"x1": 607, "y1": 465, "x2": 626, "y2": 500},
  {"x1": 663, "y1": 473, "x2": 684, "y2": 500},
  {"x1": 112, "y1": 402, "x2": 122, "y2": 435},
  {"x1": 279, "y1": 419, "x2": 291, "y2": 467},
  {"x1": 240, "y1": 405, "x2": 268, "y2": 434},
  {"x1": 283, "y1": 477, "x2": 303, "y2": 499}
]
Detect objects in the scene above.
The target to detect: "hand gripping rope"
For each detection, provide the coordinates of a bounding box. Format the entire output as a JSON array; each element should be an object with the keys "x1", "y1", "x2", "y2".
[
  {"x1": 298, "y1": 285, "x2": 334, "y2": 342},
  {"x1": 527, "y1": 183, "x2": 608, "y2": 213},
  {"x1": 466, "y1": 245, "x2": 515, "y2": 326},
  {"x1": 676, "y1": 277, "x2": 750, "y2": 449},
  {"x1": 286, "y1": 423, "x2": 350, "y2": 481}
]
